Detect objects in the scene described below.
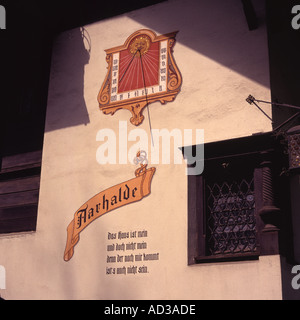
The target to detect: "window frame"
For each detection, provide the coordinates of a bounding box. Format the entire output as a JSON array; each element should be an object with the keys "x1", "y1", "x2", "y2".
[{"x1": 184, "y1": 132, "x2": 286, "y2": 265}]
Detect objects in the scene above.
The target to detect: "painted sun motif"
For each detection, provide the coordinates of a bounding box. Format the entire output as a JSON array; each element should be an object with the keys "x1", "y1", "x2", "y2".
[{"x1": 129, "y1": 35, "x2": 151, "y2": 56}]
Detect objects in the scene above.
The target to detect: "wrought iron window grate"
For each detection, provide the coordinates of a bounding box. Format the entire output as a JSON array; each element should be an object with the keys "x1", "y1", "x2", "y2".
[
  {"x1": 287, "y1": 130, "x2": 300, "y2": 169},
  {"x1": 206, "y1": 176, "x2": 257, "y2": 256}
]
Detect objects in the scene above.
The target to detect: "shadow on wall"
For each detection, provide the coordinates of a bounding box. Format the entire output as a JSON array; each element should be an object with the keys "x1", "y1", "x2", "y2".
[
  {"x1": 45, "y1": 0, "x2": 268, "y2": 133},
  {"x1": 45, "y1": 27, "x2": 91, "y2": 132},
  {"x1": 126, "y1": 0, "x2": 269, "y2": 88}
]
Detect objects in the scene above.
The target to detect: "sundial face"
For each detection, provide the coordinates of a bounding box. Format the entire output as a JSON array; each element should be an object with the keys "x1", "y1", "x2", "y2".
[{"x1": 98, "y1": 29, "x2": 182, "y2": 126}]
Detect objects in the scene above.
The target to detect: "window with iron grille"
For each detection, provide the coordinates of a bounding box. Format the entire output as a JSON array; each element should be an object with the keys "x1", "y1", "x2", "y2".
[
  {"x1": 184, "y1": 132, "x2": 286, "y2": 265},
  {"x1": 192, "y1": 157, "x2": 262, "y2": 263},
  {"x1": 205, "y1": 172, "x2": 257, "y2": 256}
]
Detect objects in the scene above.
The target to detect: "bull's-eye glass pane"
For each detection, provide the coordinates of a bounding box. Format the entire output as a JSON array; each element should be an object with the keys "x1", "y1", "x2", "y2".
[{"x1": 206, "y1": 177, "x2": 257, "y2": 256}]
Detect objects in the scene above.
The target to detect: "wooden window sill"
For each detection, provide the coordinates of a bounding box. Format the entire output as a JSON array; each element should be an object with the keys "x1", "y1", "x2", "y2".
[{"x1": 194, "y1": 252, "x2": 260, "y2": 264}]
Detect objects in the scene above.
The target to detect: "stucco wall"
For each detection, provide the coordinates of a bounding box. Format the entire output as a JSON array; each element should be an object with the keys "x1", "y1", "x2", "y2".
[{"x1": 0, "y1": 0, "x2": 283, "y2": 300}]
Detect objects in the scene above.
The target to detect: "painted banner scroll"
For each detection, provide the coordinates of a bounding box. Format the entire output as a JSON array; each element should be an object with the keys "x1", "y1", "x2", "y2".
[{"x1": 64, "y1": 151, "x2": 155, "y2": 261}]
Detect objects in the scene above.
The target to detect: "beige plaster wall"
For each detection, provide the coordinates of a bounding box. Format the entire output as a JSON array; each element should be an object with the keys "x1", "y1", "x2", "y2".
[{"x1": 0, "y1": 0, "x2": 283, "y2": 300}]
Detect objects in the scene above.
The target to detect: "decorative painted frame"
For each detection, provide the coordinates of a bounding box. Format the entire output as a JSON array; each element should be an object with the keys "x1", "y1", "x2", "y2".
[{"x1": 98, "y1": 29, "x2": 182, "y2": 126}]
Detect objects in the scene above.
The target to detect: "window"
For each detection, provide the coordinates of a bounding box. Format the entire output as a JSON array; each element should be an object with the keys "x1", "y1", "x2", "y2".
[
  {"x1": 205, "y1": 166, "x2": 257, "y2": 257},
  {"x1": 183, "y1": 132, "x2": 288, "y2": 264}
]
